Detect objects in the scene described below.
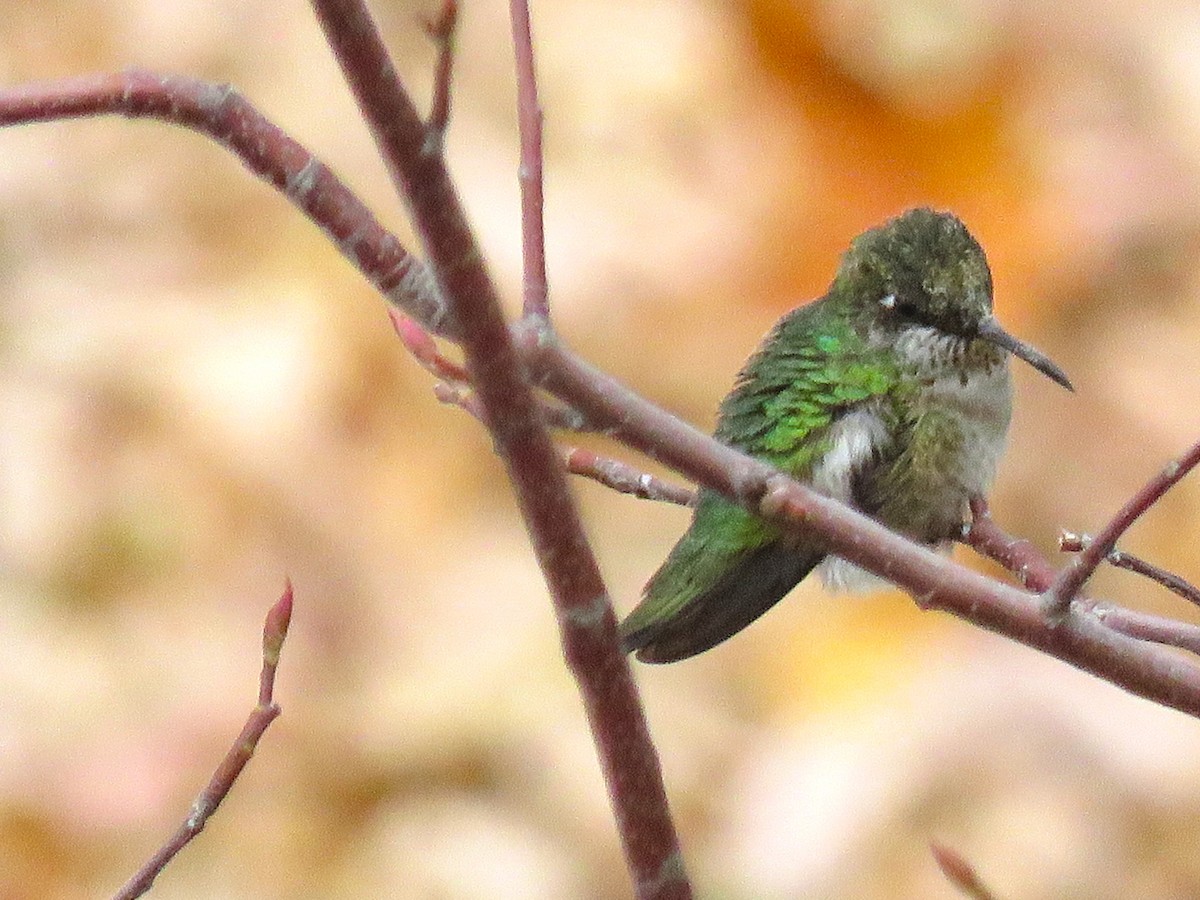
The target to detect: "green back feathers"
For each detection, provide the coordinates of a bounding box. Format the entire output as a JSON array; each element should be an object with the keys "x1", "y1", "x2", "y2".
[
  {"x1": 716, "y1": 300, "x2": 898, "y2": 475},
  {"x1": 619, "y1": 297, "x2": 902, "y2": 661}
]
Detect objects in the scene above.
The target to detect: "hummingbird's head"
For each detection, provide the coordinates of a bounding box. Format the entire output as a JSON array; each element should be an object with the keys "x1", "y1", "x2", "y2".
[{"x1": 837, "y1": 208, "x2": 1073, "y2": 390}]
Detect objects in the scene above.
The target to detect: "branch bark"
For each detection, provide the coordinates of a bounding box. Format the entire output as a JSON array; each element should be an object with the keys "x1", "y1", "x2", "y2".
[
  {"x1": 0, "y1": 70, "x2": 450, "y2": 338},
  {"x1": 4, "y1": 56, "x2": 1200, "y2": 732},
  {"x1": 1045, "y1": 438, "x2": 1200, "y2": 616},
  {"x1": 308, "y1": 2, "x2": 689, "y2": 895}
]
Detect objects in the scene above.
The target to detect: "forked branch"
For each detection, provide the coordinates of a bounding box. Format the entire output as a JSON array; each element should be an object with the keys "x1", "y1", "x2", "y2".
[
  {"x1": 4, "y1": 41, "x2": 1199, "y2": 742},
  {"x1": 308, "y1": 0, "x2": 689, "y2": 895},
  {"x1": 1059, "y1": 532, "x2": 1200, "y2": 608},
  {"x1": 1044, "y1": 438, "x2": 1200, "y2": 616}
]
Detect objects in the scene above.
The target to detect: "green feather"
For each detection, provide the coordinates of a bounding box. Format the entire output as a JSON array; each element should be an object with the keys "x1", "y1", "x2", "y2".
[{"x1": 620, "y1": 298, "x2": 900, "y2": 662}]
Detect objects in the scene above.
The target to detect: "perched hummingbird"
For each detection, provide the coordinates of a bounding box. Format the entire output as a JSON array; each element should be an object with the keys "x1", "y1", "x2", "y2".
[{"x1": 620, "y1": 208, "x2": 1072, "y2": 663}]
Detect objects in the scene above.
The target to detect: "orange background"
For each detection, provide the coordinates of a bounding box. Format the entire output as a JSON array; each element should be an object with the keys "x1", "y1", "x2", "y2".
[{"x1": 3, "y1": 0, "x2": 1200, "y2": 897}]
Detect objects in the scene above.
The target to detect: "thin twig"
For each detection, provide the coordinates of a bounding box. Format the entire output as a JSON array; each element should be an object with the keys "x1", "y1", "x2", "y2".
[
  {"x1": 564, "y1": 447, "x2": 695, "y2": 506},
  {"x1": 422, "y1": 0, "x2": 458, "y2": 157},
  {"x1": 432, "y1": 375, "x2": 590, "y2": 431},
  {"x1": 509, "y1": 0, "x2": 549, "y2": 321},
  {"x1": 1044, "y1": 438, "x2": 1200, "y2": 618},
  {"x1": 965, "y1": 496, "x2": 1059, "y2": 591},
  {"x1": 930, "y1": 841, "x2": 1000, "y2": 900},
  {"x1": 114, "y1": 584, "x2": 294, "y2": 900},
  {"x1": 432, "y1": 379, "x2": 486, "y2": 422},
  {"x1": 972, "y1": 503, "x2": 1200, "y2": 658},
  {"x1": 1060, "y1": 532, "x2": 1200, "y2": 609},
  {"x1": 428, "y1": 379, "x2": 687, "y2": 504},
  {"x1": 390, "y1": 308, "x2": 592, "y2": 430},
  {"x1": 0, "y1": 71, "x2": 452, "y2": 339},
  {"x1": 389, "y1": 309, "x2": 471, "y2": 382},
  {"x1": 1083, "y1": 601, "x2": 1200, "y2": 656},
  {"x1": 309, "y1": 2, "x2": 690, "y2": 895}
]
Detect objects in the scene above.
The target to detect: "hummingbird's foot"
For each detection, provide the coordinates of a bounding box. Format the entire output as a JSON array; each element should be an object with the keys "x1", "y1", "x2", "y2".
[
  {"x1": 958, "y1": 495, "x2": 991, "y2": 543},
  {"x1": 758, "y1": 475, "x2": 792, "y2": 519}
]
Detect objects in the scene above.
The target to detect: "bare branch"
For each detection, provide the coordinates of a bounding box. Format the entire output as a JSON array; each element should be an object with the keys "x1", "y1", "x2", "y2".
[
  {"x1": 509, "y1": 0, "x2": 549, "y2": 321},
  {"x1": 1060, "y1": 532, "x2": 1200, "y2": 609},
  {"x1": 965, "y1": 496, "x2": 1059, "y2": 591},
  {"x1": 390, "y1": 309, "x2": 595, "y2": 433},
  {"x1": 389, "y1": 309, "x2": 471, "y2": 383},
  {"x1": 0, "y1": 71, "x2": 451, "y2": 339},
  {"x1": 114, "y1": 584, "x2": 294, "y2": 900},
  {"x1": 1085, "y1": 602, "x2": 1200, "y2": 656},
  {"x1": 970, "y1": 501, "x2": 1200, "y2": 662},
  {"x1": 422, "y1": 0, "x2": 459, "y2": 157},
  {"x1": 432, "y1": 378, "x2": 487, "y2": 422},
  {"x1": 564, "y1": 447, "x2": 695, "y2": 506},
  {"x1": 931, "y1": 841, "x2": 1000, "y2": 900},
  {"x1": 20, "y1": 72, "x2": 1198, "y2": 725},
  {"x1": 529, "y1": 335, "x2": 1200, "y2": 719},
  {"x1": 309, "y1": 2, "x2": 689, "y2": 895},
  {"x1": 1045, "y1": 438, "x2": 1200, "y2": 617}
]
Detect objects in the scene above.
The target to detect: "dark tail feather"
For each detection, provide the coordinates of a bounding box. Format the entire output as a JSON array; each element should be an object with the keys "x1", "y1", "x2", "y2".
[{"x1": 620, "y1": 542, "x2": 822, "y2": 663}]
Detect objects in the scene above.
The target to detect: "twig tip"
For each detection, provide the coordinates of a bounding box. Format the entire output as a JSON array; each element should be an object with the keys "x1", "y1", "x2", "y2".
[
  {"x1": 264, "y1": 581, "x2": 294, "y2": 650},
  {"x1": 930, "y1": 840, "x2": 998, "y2": 900}
]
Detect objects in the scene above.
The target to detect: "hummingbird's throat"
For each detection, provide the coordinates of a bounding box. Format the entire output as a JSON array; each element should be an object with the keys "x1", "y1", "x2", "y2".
[{"x1": 884, "y1": 323, "x2": 1004, "y2": 380}]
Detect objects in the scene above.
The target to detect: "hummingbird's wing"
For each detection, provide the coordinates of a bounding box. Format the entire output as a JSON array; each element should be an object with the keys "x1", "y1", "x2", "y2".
[
  {"x1": 620, "y1": 491, "x2": 824, "y2": 662},
  {"x1": 620, "y1": 304, "x2": 900, "y2": 663}
]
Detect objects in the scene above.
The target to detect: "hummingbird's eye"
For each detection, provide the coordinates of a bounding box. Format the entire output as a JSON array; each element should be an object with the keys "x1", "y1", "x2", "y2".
[{"x1": 880, "y1": 294, "x2": 921, "y2": 318}]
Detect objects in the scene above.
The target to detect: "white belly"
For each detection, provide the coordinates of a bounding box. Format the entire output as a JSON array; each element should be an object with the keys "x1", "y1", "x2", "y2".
[{"x1": 814, "y1": 362, "x2": 1013, "y2": 593}]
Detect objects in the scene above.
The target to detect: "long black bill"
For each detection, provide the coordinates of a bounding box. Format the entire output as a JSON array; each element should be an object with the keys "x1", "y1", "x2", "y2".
[{"x1": 977, "y1": 317, "x2": 1074, "y2": 391}]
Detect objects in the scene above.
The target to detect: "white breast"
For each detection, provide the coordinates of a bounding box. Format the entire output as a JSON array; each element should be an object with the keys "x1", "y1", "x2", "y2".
[{"x1": 816, "y1": 325, "x2": 1014, "y2": 593}]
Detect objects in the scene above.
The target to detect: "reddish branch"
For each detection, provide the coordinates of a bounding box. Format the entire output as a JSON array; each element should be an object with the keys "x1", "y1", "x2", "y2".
[
  {"x1": 2, "y1": 23, "x2": 1200, "y2": 737},
  {"x1": 389, "y1": 310, "x2": 470, "y2": 382},
  {"x1": 527, "y1": 340, "x2": 1200, "y2": 717},
  {"x1": 422, "y1": 0, "x2": 458, "y2": 156},
  {"x1": 509, "y1": 0, "x2": 550, "y2": 321},
  {"x1": 114, "y1": 584, "x2": 294, "y2": 900},
  {"x1": 0, "y1": 70, "x2": 451, "y2": 340},
  {"x1": 969, "y1": 500, "x2": 1200, "y2": 665},
  {"x1": 1044, "y1": 438, "x2": 1200, "y2": 616},
  {"x1": 308, "y1": 1, "x2": 688, "y2": 895},
  {"x1": 1060, "y1": 531, "x2": 1200, "y2": 608},
  {"x1": 390, "y1": 308, "x2": 589, "y2": 432},
  {"x1": 930, "y1": 841, "x2": 1000, "y2": 900},
  {"x1": 563, "y1": 447, "x2": 694, "y2": 506},
  {"x1": 966, "y1": 496, "x2": 1059, "y2": 590}
]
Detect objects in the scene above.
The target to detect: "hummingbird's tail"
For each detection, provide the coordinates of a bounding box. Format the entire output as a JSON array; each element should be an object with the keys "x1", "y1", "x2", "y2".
[{"x1": 619, "y1": 495, "x2": 823, "y2": 663}]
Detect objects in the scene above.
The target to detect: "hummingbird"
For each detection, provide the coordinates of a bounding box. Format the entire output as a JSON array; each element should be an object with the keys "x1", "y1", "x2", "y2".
[{"x1": 619, "y1": 207, "x2": 1073, "y2": 663}]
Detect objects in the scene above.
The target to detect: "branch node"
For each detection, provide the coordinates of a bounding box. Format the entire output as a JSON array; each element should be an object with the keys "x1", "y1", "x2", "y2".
[
  {"x1": 559, "y1": 593, "x2": 612, "y2": 629},
  {"x1": 1038, "y1": 589, "x2": 1075, "y2": 624},
  {"x1": 759, "y1": 474, "x2": 798, "y2": 521},
  {"x1": 562, "y1": 446, "x2": 695, "y2": 506},
  {"x1": 1045, "y1": 437, "x2": 1200, "y2": 616}
]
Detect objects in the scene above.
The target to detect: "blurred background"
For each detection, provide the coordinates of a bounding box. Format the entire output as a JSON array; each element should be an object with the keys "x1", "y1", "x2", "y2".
[{"x1": 3, "y1": 0, "x2": 1200, "y2": 897}]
